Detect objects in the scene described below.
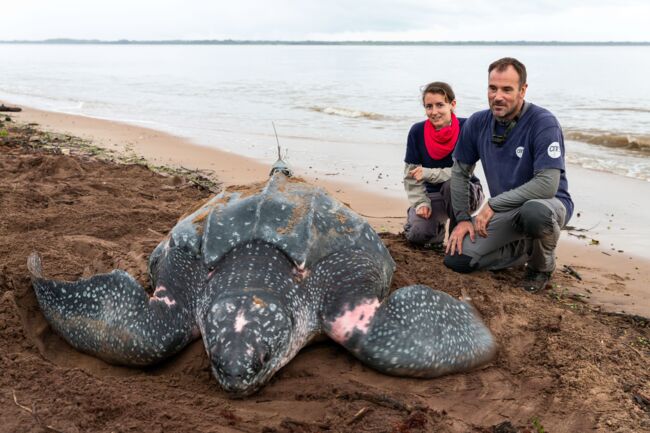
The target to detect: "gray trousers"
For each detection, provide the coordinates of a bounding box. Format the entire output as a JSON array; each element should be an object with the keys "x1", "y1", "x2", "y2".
[
  {"x1": 452, "y1": 198, "x2": 567, "y2": 273},
  {"x1": 404, "y1": 180, "x2": 484, "y2": 245}
]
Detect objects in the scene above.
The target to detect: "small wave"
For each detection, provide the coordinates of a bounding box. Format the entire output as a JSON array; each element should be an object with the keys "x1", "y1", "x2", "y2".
[
  {"x1": 309, "y1": 106, "x2": 387, "y2": 121},
  {"x1": 567, "y1": 155, "x2": 649, "y2": 182},
  {"x1": 59, "y1": 100, "x2": 84, "y2": 111},
  {"x1": 576, "y1": 106, "x2": 650, "y2": 114},
  {"x1": 565, "y1": 130, "x2": 650, "y2": 155},
  {"x1": 0, "y1": 89, "x2": 86, "y2": 112}
]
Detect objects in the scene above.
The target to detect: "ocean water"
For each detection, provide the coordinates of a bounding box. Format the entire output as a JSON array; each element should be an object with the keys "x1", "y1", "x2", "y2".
[
  {"x1": 1, "y1": 44, "x2": 649, "y2": 184},
  {"x1": 1, "y1": 43, "x2": 649, "y2": 256}
]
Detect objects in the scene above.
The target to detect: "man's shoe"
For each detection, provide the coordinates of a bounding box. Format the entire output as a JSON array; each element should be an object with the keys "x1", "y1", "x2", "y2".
[
  {"x1": 423, "y1": 242, "x2": 445, "y2": 252},
  {"x1": 522, "y1": 269, "x2": 552, "y2": 293}
]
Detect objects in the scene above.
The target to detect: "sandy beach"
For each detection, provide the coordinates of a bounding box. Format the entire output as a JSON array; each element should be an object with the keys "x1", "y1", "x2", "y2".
[
  {"x1": 1, "y1": 105, "x2": 649, "y2": 432},
  {"x1": 9, "y1": 105, "x2": 650, "y2": 317}
]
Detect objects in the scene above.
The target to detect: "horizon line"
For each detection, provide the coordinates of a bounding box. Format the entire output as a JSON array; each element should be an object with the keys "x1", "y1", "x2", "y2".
[{"x1": 1, "y1": 38, "x2": 649, "y2": 46}]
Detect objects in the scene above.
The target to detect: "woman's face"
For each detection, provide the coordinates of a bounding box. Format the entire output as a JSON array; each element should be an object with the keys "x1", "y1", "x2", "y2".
[{"x1": 423, "y1": 92, "x2": 456, "y2": 130}]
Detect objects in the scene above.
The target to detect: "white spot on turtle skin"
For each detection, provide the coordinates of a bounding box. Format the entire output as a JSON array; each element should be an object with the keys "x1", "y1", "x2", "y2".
[{"x1": 234, "y1": 310, "x2": 249, "y2": 332}]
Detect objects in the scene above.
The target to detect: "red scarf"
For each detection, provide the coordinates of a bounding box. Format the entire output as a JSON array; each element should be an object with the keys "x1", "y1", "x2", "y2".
[{"x1": 423, "y1": 112, "x2": 460, "y2": 160}]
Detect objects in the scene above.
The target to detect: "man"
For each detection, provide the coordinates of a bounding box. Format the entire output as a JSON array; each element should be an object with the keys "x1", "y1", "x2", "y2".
[{"x1": 444, "y1": 57, "x2": 573, "y2": 293}]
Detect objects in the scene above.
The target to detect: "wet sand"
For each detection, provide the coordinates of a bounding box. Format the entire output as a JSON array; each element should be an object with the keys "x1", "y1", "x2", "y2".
[{"x1": 1, "y1": 109, "x2": 649, "y2": 432}]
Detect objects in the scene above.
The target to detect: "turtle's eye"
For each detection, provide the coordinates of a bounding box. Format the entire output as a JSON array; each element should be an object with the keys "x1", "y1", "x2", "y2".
[{"x1": 262, "y1": 352, "x2": 271, "y2": 363}]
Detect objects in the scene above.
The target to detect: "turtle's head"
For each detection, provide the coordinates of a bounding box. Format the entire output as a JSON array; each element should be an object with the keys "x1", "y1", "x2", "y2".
[{"x1": 203, "y1": 292, "x2": 293, "y2": 397}]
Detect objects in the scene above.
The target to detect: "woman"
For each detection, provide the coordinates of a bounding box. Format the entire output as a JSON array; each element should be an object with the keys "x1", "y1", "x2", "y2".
[{"x1": 403, "y1": 81, "x2": 483, "y2": 250}]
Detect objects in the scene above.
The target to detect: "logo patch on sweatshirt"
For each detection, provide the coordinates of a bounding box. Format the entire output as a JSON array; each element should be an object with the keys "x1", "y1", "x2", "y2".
[
  {"x1": 515, "y1": 146, "x2": 524, "y2": 158},
  {"x1": 547, "y1": 142, "x2": 561, "y2": 158}
]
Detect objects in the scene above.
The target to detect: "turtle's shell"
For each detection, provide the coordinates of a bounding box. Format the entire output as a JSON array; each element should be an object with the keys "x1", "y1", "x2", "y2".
[{"x1": 166, "y1": 174, "x2": 395, "y2": 285}]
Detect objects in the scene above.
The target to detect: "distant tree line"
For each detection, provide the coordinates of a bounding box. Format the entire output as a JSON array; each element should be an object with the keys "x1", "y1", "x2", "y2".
[{"x1": 0, "y1": 39, "x2": 648, "y2": 46}]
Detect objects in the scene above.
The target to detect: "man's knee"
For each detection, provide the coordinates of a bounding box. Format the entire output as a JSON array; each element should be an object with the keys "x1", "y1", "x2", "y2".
[
  {"x1": 516, "y1": 201, "x2": 554, "y2": 238},
  {"x1": 443, "y1": 254, "x2": 477, "y2": 274}
]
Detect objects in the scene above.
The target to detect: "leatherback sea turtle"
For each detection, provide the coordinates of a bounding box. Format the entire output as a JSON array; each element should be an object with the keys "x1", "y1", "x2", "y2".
[{"x1": 28, "y1": 168, "x2": 496, "y2": 397}]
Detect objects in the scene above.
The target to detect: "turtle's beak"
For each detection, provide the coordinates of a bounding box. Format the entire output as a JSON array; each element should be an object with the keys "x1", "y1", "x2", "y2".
[{"x1": 209, "y1": 345, "x2": 267, "y2": 398}]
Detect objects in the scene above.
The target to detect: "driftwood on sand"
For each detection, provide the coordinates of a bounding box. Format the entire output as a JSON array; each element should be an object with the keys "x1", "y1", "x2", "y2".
[{"x1": 0, "y1": 104, "x2": 22, "y2": 112}]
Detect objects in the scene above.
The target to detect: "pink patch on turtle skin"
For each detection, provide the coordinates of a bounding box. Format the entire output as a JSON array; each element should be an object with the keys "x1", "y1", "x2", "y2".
[
  {"x1": 234, "y1": 310, "x2": 248, "y2": 333},
  {"x1": 291, "y1": 264, "x2": 310, "y2": 282},
  {"x1": 328, "y1": 299, "x2": 380, "y2": 344},
  {"x1": 150, "y1": 285, "x2": 177, "y2": 306},
  {"x1": 291, "y1": 267, "x2": 311, "y2": 282}
]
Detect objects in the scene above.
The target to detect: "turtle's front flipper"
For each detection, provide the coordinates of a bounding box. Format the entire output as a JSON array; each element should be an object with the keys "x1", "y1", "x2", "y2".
[
  {"x1": 311, "y1": 251, "x2": 496, "y2": 377},
  {"x1": 354, "y1": 285, "x2": 496, "y2": 377},
  {"x1": 27, "y1": 253, "x2": 196, "y2": 366}
]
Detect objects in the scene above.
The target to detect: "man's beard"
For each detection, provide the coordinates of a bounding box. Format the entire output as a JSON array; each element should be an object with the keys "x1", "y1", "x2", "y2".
[{"x1": 491, "y1": 100, "x2": 521, "y2": 122}]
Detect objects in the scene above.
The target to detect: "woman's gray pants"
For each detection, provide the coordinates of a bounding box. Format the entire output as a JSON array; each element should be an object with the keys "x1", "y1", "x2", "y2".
[{"x1": 404, "y1": 180, "x2": 484, "y2": 245}]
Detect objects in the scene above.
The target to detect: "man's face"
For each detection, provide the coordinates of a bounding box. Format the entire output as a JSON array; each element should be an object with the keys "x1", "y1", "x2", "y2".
[{"x1": 488, "y1": 65, "x2": 528, "y2": 121}]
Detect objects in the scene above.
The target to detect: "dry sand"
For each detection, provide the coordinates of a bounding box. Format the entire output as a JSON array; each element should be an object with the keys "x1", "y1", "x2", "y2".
[{"x1": 1, "y1": 110, "x2": 649, "y2": 432}]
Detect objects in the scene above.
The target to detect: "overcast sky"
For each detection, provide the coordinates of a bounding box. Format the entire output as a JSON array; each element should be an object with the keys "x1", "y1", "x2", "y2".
[{"x1": 3, "y1": 0, "x2": 649, "y2": 42}]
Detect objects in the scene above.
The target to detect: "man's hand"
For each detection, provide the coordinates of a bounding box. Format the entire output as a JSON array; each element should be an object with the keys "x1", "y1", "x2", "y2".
[
  {"x1": 446, "y1": 221, "x2": 475, "y2": 256},
  {"x1": 474, "y1": 203, "x2": 495, "y2": 238},
  {"x1": 415, "y1": 205, "x2": 431, "y2": 219},
  {"x1": 408, "y1": 166, "x2": 424, "y2": 182}
]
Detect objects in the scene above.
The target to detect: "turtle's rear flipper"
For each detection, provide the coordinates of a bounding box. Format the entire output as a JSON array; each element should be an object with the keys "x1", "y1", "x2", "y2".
[
  {"x1": 313, "y1": 251, "x2": 496, "y2": 377},
  {"x1": 27, "y1": 253, "x2": 196, "y2": 366}
]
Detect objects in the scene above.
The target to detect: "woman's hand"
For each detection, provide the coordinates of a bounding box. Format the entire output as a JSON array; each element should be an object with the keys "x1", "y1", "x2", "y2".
[
  {"x1": 408, "y1": 166, "x2": 424, "y2": 182},
  {"x1": 416, "y1": 205, "x2": 431, "y2": 219}
]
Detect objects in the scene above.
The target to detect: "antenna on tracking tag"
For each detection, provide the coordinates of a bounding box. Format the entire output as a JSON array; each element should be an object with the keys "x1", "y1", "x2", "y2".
[
  {"x1": 269, "y1": 122, "x2": 293, "y2": 177},
  {"x1": 273, "y1": 122, "x2": 282, "y2": 160}
]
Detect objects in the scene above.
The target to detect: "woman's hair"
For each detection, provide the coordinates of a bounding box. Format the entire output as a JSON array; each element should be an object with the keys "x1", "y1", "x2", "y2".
[{"x1": 421, "y1": 81, "x2": 455, "y2": 104}]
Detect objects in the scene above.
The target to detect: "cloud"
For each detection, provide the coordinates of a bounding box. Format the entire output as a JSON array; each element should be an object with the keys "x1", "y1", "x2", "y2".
[{"x1": 1, "y1": 0, "x2": 648, "y2": 41}]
